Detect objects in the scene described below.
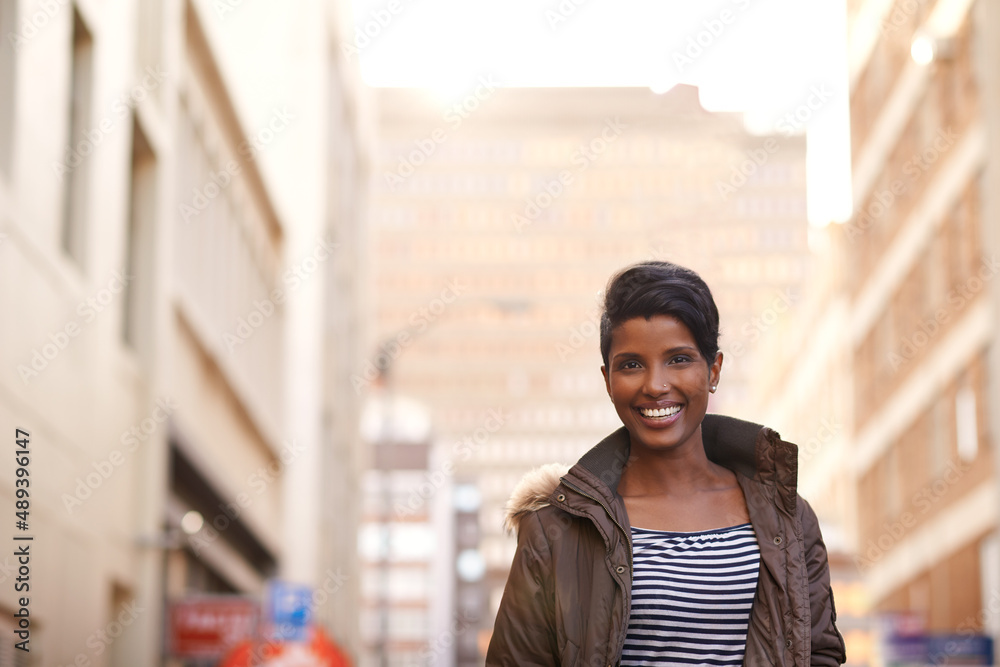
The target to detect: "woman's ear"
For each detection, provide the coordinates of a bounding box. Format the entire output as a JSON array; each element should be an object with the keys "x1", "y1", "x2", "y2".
[
  {"x1": 601, "y1": 365, "x2": 612, "y2": 399},
  {"x1": 709, "y1": 351, "x2": 723, "y2": 391}
]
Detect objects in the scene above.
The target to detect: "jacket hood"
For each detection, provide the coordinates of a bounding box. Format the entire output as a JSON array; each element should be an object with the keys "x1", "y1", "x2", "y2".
[
  {"x1": 502, "y1": 413, "x2": 797, "y2": 534},
  {"x1": 502, "y1": 462, "x2": 570, "y2": 534}
]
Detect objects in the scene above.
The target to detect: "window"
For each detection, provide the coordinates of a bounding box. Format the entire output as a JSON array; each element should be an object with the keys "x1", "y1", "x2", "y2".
[
  {"x1": 929, "y1": 397, "x2": 949, "y2": 477},
  {"x1": 122, "y1": 118, "x2": 156, "y2": 354},
  {"x1": 108, "y1": 583, "x2": 136, "y2": 667},
  {"x1": 136, "y1": 0, "x2": 163, "y2": 98},
  {"x1": 0, "y1": 0, "x2": 16, "y2": 180},
  {"x1": 955, "y1": 385, "x2": 978, "y2": 462},
  {"x1": 61, "y1": 8, "x2": 94, "y2": 268}
]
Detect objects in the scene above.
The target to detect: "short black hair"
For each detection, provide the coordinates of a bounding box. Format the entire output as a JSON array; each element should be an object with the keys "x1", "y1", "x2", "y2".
[{"x1": 600, "y1": 261, "x2": 720, "y2": 368}]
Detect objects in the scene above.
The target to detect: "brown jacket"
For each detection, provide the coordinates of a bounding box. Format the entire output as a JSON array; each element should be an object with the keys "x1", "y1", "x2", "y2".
[{"x1": 485, "y1": 414, "x2": 847, "y2": 666}]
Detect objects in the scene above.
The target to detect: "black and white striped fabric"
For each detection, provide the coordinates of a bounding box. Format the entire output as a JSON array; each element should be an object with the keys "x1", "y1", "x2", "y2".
[{"x1": 620, "y1": 522, "x2": 761, "y2": 666}]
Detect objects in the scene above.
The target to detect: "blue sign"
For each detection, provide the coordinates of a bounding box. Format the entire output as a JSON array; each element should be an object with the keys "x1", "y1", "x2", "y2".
[
  {"x1": 926, "y1": 635, "x2": 994, "y2": 665},
  {"x1": 266, "y1": 580, "x2": 313, "y2": 642}
]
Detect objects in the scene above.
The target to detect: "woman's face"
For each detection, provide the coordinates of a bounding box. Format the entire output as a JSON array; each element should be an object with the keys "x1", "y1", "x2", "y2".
[{"x1": 601, "y1": 314, "x2": 722, "y2": 454}]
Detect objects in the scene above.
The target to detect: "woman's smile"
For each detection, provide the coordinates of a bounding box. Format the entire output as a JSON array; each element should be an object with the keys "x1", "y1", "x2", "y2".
[
  {"x1": 635, "y1": 402, "x2": 683, "y2": 426},
  {"x1": 601, "y1": 314, "x2": 721, "y2": 453}
]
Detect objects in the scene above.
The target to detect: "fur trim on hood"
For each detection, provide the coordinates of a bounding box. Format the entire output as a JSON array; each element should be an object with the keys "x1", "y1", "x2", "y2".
[{"x1": 503, "y1": 462, "x2": 571, "y2": 535}]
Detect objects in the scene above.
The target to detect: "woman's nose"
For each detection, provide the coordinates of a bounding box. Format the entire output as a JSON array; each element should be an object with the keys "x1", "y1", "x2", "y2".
[{"x1": 643, "y1": 369, "x2": 670, "y2": 395}]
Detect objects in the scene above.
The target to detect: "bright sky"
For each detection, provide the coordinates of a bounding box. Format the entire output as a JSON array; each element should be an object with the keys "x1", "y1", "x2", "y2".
[{"x1": 350, "y1": 0, "x2": 853, "y2": 225}]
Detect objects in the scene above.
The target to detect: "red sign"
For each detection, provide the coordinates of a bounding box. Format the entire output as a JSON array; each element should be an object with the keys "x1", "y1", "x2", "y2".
[
  {"x1": 168, "y1": 596, "x2": 259, "y2": 658},
  {"x1": 219, "y1": 628, "x2": 352, "y2": 667}
]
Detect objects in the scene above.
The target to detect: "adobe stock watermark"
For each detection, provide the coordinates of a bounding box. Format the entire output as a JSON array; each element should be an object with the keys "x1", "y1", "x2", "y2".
[
  {"x1": 383, "y1": 76, "x2": 501, "y2": 191},
  {"x1": 952, "y1": 588, "x2": 1000, "y2": 644},
  {"x1": 854, "y1": 456, "x2": 970, "y2": 572},
  {"x1": 188, "y1": 439, "x2": 307, "y2": 556},
  {"x1": 716, "y1": 84, "x2": 833, "y2": 201},
  {"x1": 422, "y1": 612, "x2": 481, "y2": 663},
  {"x1": 775, "y1": 84, "x2": 834, "y2": 136},
  {"x1": 545, "y1": 0, "x2": 589, "y2": 31},
  {"x1": 351, "y1": 278, "x2": 470, "y2": 393},
  {"x1": 7, "y1": 0, "x2": 70, "y2": 52},
  {"x1": 395, "y1": 409, "x2": 507, "y2": 518},
  {"x1": 846, "y1": 126, "x2": 959, "y2": 243},
  {"x1": 797, "y1": 418, "x2": 841, "y2": 464},
  {"x1": 513, "y1": 116, "x2": 627, "y2": 233},
  {"x1": 17, "y1": 269, "x2": 133, "y2": 384},
  {"x1": 888, "y1": 255, "x2": 1000, "y2": 371},
  {"x1": 671, "y1": 0, "x2": 752, "y2": 75},
  {"x1": 213, "y1": 0, "x2": 247, "y2": 19},
  {"x1": 52, "y1": 67, "x2": 168, "y2": 181},
  {"x1": 62, "y1": 397, "x2": 179, "y2": 514},
  {"x1": 879, "y1": 0, "x2": 926, "y2": 35},
  {"x1": 716, "y1": 138, "x2": 780, "y2": 202},
  {"x1": 55, "y1": 599, "x2": 144, "y2": 667},
  {"x1": 0, "y1": 556, "x2": 16, "y2": 586},
  {"x1": 223, "y1": 233, "x2": 338, "y2": 351},
  {"x1": 342, "y1": 0, "x2": 411, "y2": 61},
  {"x1": 179, "y1": 106, "x2": 295, "y2": 223},
  {"x1": 723, "y1": 288, "x2": 797, "y2": 360},
  {"x1": 555, "y1": 288, "x2": 604, "y2": 362}
]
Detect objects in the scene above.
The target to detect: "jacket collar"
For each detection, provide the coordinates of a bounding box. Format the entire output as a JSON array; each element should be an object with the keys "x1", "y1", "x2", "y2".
[
  {"x1": 569, "y1": 413, "x2": 797, "y2": 509},
  {"x1": 502, "y1": 413, "x2": 799, "y2": 534}
]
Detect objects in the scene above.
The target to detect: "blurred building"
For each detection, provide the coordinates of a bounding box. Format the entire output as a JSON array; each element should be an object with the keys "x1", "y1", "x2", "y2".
[
  {"x1": 369, "y1": 84, "x2": 812, "y2": 657},
  {"x1": 754, "y1": 0, "x2": 1000, "y2": 661},
  {"x1": 0, "y1": 0, "x2": 370, "y2": 664},
  {"x1": 844, "y1": 0, "x2": 1000, "y2": 644},
  {"x1": 357, "y1": 388, "x2": 458, "y2": 667},
  {"x1": 751, "y1": 221, "x2": 872, "y2": 663}
]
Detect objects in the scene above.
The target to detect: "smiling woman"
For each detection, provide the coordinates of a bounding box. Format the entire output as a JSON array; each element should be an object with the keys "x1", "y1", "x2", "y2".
[{"x1": 486, "y1": 260, "x2": 847, "y2": 666}]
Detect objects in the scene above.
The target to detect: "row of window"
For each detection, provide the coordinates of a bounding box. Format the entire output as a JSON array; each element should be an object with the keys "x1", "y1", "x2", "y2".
[
  {"x1": 851, "y1": 13, "x2": 979, "y2": 285},
  {"x1": 857, "y1": 357, "x2": 988, "y2": 548},
  {"x1": 1, "y1": 1, "x2": 170, "y2": 358},
  {"x1": 379, "y1": 134, "x2": 740, "y2": 167},
  {"x1": 850, "y1": 0, "x2": 933, "y2": 156},
  {"x1": 375, "y1": 168, "x2": 805, "y2": 203},
  {"x1": 854, "y1": 177, "x2": 984, "y2": 428}
]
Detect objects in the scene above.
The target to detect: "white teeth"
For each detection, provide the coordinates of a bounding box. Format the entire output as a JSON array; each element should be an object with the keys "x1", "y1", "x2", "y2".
[{"x1": 639, "y1": 405, "x2": 681, "y2": 418}]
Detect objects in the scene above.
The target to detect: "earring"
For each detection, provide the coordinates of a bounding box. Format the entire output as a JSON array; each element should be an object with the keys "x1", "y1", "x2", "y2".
[{"x1": 710, "y1": 385, "x2": 717, "y2": 392}]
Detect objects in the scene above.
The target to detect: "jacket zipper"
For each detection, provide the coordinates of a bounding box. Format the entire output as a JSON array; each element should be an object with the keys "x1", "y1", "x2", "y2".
[
  {"x1": 559, "y1": 478, "x2": 634, "y2": 575},
  {"x1": 560, "y1": 478, "x2": 633, "y2": 665}
]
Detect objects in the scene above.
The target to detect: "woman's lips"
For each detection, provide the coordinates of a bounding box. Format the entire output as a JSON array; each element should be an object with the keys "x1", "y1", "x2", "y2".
[{"x1": 634, "y1": 404, "x2": 683, "y2": 428}]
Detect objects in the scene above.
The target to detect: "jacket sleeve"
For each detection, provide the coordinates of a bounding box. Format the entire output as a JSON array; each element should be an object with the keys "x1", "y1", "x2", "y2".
[
  {"x1": 798, "y1": 496, "x2": 848, "y2": 666},
  {"x1": 485, "y1": 510, "x2": 559, "y2": 666}
]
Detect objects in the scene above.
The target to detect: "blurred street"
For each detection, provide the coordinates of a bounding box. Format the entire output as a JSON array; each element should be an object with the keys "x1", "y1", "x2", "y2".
[{"x1": 1, "y1": 0, "x2": 999, "y2": 665}]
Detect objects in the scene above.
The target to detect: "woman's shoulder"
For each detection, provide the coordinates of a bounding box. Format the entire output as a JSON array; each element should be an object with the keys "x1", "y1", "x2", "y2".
[{"x1": 502, "y1": 462, "x2": 571, "y2": 535}]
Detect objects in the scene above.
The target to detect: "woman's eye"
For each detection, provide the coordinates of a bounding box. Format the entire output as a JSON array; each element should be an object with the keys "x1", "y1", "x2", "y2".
[
  {"x1": 669, "y1": 355, "x2": 691, "y2": 364},
  {"x1": 620, "y1": 360, "x2": 641, "y2": 370}
]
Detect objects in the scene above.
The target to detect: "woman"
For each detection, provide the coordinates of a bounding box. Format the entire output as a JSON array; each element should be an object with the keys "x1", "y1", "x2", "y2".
[{"x1": 485, "y1": 261, "x2": 846, "y2": 666}]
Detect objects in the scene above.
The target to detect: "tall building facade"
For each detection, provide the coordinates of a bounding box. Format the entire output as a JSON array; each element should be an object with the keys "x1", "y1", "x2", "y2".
[
  {"x1": 754, "y1": 0, "x2": 1000, "y2": 658},
  {"x1": 751, "y1": 221, "x2": 871, "y2": 664},
  {"x1": 754, "y1": 0, "x2": 1000, "y2": 659},
  {"x1": 370, "y1": 84, "x2": 814, "y2": 660},
  {"x1": 356, "y1": 388, "x2": 457, "y2": 667},
  {"x1": 846, "y1": 0, "x2": 1000, "y2": 637},
  {"x1": 0, "y1": 0, "x2": 370, "y2": 663}
]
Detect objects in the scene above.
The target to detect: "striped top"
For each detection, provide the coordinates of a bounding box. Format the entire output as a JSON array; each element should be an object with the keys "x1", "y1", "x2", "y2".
[{"x1": 620, "y1": 523, "x2": 760, "y2": 666}]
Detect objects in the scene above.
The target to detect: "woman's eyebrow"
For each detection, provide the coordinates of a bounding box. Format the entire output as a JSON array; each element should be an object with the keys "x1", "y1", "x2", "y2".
[{"x1": 611, "y1": 345, "x2": 697, "y2": 362}]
